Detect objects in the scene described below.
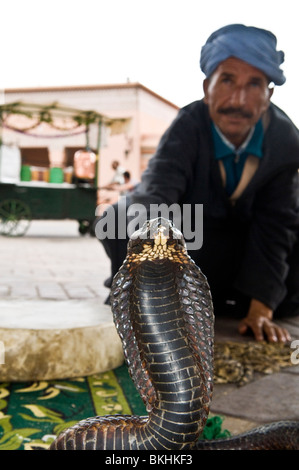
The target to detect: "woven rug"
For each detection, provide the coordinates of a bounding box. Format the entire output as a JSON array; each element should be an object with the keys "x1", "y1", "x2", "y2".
[{"x1": 0, "y1": 364, "x2": 229, "y2": 450}]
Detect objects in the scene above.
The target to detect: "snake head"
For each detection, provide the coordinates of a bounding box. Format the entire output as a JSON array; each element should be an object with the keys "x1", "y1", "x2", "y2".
[{"x1": 128, "y1": 217, "x2": 187, "y2": 262}]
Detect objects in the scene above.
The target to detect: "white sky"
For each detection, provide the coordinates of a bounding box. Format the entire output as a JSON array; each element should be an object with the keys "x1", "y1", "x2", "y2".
[{"x1": 1, "y1": 0, "x2": 299, "y2": 126}]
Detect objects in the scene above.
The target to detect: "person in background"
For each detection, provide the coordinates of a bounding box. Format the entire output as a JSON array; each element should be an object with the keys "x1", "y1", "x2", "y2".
[
  {"x1": 97, "y1": 160, "x2": 127, "y2": 206},
  {"x1": 100, "y1": 160, "x2": 126, "y2": 190},
  {"x1": 109, "y1": 160, "x2": 126, "y2": 185},
  {"x1": 100, "y1": 24, "x2": 299, "y2": 344},
  {"x1": 111, "y1": 171, "x2": 139, "y2": 196}
]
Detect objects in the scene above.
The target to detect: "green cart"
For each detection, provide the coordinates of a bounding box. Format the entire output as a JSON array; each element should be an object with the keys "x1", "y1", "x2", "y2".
[
  {"x1": 0, "y1": 181, "x2": 97, "y2": 236},
  {"x1": 0, "y1": 100, "x2": 130, "y2": 236}
]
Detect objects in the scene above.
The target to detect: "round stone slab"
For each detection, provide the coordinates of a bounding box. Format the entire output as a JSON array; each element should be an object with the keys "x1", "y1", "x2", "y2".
[{"x1": 0, "y1": 299, "x2": 124, "y2": 381}]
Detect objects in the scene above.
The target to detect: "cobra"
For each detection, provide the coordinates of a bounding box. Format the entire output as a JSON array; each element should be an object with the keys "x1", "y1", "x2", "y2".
[{"x1": 50, "y1": 218, "x2": 299, "y2": 450}]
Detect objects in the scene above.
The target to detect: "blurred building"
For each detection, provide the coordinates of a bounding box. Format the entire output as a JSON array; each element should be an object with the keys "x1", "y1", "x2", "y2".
[{"x1": 3, "y1": 82, "x2": 179, "y2": 186}]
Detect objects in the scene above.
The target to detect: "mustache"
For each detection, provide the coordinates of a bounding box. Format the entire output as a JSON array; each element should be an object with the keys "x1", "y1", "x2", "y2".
[{"x1": 218, "y1": 107, "x2": 253, "y2": 119}]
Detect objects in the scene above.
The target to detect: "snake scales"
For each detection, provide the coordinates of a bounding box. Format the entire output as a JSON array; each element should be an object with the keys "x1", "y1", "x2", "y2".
[{"x1": 50, "y1": 218, "x2": 299, "y2": 450}]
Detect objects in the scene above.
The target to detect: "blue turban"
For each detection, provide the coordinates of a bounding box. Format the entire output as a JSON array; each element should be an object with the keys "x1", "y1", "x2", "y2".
[{"x1": 200, "y1": 24, "x2": 286, "y2": 85}]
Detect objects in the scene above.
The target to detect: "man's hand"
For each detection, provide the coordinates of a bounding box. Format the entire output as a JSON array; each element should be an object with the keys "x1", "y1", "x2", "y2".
[{"x1": 238, "y1": 298, "x2": 291, "y2": 343}]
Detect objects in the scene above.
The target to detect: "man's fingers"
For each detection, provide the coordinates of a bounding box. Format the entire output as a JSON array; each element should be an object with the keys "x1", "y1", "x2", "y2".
[
  {"x1": 271, "y1": 326, "x2": 291, "y2": 343},
  {"x1": 251, "y1": 323, "x2": 265, "y2": 342},
  {"x1": 238, "y1": 318, "x2": 291, "y2": 343},
  {"x1": 238, "y1": 321, "x2": 248, "y2": 335},
  {"x1": 238, "y1": 319, "x2": 264, "y2": 341},
  {"x1": 263, "y1": 323, "x2": 278, "y2": 342}
]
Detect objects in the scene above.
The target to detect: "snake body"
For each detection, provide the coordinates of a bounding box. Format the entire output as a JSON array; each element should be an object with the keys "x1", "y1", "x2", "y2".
[{"x1": 50, "y1": 218, "x2": 299, "y2": 450}]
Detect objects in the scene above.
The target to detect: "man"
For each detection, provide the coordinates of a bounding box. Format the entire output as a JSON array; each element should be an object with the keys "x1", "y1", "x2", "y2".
[
  {"x1": 100, "y1": 24, "x2": 299, "y2": 343},
  {"x1": 101, "y1": 161, "x2": 126, "y2": 188}
]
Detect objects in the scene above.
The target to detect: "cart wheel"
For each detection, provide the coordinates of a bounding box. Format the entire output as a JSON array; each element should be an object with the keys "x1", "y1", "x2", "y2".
[
  {"x1": 78, "y1": 220, "x2": 90, "y2": 235},
  {"x1": 0, "y1": 199, "x2": 32, "y2": 237}
]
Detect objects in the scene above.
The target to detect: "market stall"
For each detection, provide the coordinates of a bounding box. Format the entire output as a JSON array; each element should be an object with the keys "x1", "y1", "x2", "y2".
[{"x1": 0, "y1": 101, "x2": 129, "y2": 236}]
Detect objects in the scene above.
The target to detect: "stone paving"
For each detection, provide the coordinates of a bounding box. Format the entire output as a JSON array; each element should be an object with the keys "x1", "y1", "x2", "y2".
[
  {"x1": 0, "y1": 220, "x2": 298, "y2": 436},
  {"x1": 0, "y1": 220, "x2": 110, "y2": 303},
  {"x1": 212, "y1": 316, "x2": 299, "y2": 430}
]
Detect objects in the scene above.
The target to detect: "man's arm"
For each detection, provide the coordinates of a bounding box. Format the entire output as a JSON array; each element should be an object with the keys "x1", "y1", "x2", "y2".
[
  {"x1": 131, "y1": 108, "x2": 199, "y2": 207},
  {"x1": 236, "y1": 169, "x2": 299, "y2": 342}
]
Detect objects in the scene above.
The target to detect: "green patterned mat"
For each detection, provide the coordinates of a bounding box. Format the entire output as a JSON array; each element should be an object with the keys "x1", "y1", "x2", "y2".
[{"x1": 0, "y1": 364, "x2": 229, "y2": 450}]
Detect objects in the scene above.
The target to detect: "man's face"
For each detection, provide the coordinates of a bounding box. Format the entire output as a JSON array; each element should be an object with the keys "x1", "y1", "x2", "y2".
[{"x1": 203, "y1": 57, "x2": 273, "y2": 147}]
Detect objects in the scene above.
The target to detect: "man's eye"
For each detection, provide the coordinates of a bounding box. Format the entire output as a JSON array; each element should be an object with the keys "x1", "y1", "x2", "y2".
[
  {"x1": 249, "y1": 80, "x2": 262, "y2": 88},
  {"x1": 221, "y1": 77, "x2": 233, "y2": 84}
]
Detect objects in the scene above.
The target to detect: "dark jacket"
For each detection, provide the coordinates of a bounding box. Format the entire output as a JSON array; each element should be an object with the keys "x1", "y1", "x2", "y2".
[{"x1": 132, "y1": 100, "x2": 299, "y2": 310}]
